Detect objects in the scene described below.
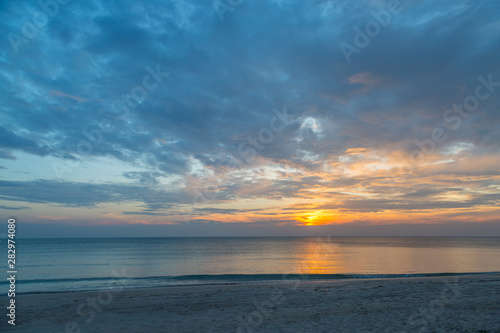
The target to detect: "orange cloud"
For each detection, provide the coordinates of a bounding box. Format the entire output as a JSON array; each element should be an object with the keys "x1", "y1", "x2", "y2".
[
  {"x1": 51, "y1": 90, "x2": 89, "y2": 102},
  {"x1": 348, "y1": 71, "x2": 381, "y2": 89}
]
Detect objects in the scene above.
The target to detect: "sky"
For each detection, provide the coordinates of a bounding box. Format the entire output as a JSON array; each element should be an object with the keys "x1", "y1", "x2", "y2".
[{"x1": 1, "y1": 0, "x2": 499, "y2": 237}]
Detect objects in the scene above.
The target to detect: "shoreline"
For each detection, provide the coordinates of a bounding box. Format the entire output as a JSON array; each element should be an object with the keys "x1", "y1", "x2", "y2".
[
  {"x1": 5, "y1": 271, "x2": 500, "y2": 297},
  {"x1": 3, "y1": 273, "x2": 500, "y2": 332}
]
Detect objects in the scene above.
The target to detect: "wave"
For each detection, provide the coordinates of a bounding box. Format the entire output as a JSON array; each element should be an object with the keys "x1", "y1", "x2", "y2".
[{"x1": 2, "y1": 272, "x2": 498, "y2": 295}]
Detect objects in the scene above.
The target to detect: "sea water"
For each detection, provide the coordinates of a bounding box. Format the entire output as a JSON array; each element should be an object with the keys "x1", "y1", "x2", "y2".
[{"x1": 2, "y1": 237, "x2": 500, "y2": 294}]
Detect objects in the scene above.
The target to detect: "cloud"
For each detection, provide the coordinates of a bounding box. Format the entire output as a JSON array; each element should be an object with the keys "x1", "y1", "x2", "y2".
[
  {"x1": 0, "y1": 0, "x2": 499, "y2": 234},
  {"x1": 50, "y1": 90, "x2": 89, "y2": 102},
  {"x1": 0, "y1": 179, "x2": 189, "y2": 211},
  {"x1": 348, "y1": 72, "x2": 381, "y2": 90},
  {"x1": 0, "y1": 126, "x2": 50, "y2": 158},
  {"x1": 0, "y1": 205, "x2": 29, "y2": 210}
]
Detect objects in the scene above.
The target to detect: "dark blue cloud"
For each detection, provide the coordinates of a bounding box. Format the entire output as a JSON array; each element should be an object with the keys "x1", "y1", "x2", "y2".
[{"x1": 2, "y1": 0, "x2": 499, "y2": 166}]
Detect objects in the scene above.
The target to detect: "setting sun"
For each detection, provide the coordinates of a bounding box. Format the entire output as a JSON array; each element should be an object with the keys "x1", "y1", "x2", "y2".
[{"x1": 297, "y1": 211, "x2": 336, "y2": 226}]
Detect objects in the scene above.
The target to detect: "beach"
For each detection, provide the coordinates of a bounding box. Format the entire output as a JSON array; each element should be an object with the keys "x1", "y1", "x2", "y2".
[{"x1": 5, "y1": 273, "x2": 500, "y2": 333}]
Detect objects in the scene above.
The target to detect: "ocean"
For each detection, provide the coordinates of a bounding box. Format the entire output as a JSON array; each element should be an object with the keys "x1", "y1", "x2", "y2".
[{"x1": 2, "y1": 237, "x2": 500, "y2": 294}]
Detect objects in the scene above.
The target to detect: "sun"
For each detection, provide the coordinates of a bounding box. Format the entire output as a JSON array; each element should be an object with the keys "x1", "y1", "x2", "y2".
[{"x1": 297, "y1": 211, "x2": 332, "y2": 226}]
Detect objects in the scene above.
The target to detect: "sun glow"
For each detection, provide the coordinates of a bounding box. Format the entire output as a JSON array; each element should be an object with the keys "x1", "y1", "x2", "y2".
[{"x1": 297, "y1": 211, "x2": 335, "y2": 226}]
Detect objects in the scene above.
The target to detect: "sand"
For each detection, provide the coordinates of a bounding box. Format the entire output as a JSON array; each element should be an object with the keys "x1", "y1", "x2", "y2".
[{"x1": 2, "y1": 274, "x2": 500, "y2": 333}]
